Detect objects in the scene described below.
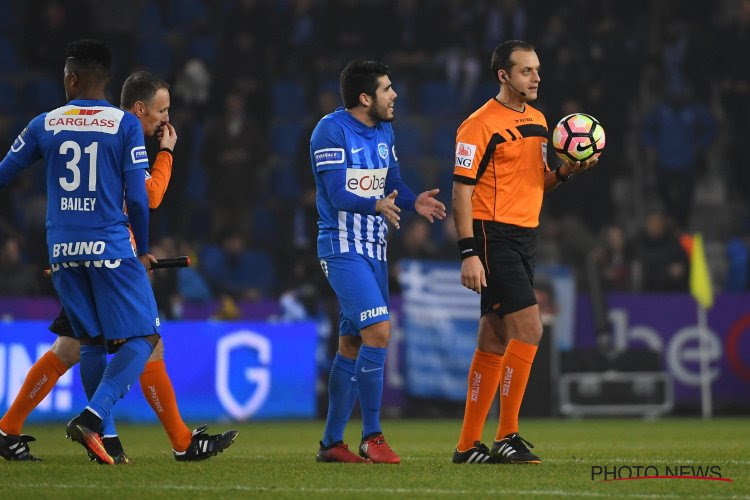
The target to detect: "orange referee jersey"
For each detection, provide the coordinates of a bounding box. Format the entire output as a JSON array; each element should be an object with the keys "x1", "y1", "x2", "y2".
[
  {"x1": 128, "y1": 149, "x2": 173, "y2": 248},
  {"x1": 145, "y1": 149, "x2": 173, "y2": 209},
  {"x1": 453, "y1": 99, "x2": 549, "y2": 228}
]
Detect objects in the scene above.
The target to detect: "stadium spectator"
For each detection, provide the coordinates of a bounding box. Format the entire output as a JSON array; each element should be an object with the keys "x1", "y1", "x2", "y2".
[
  {"x1": 436, "y1": 0, "x2": 482, "y2": 112},
  {"x1": 202, "y1": 90, "x2": 268, "y2": 236},
  {"x1": 20, "y1": 0, "x2": 89, "y2": 73},
  {"x1": 0, "y1": 0, "x2": 743, "y2": 308},
  {"x1": 278, "y1": 0, "x2": 324, "y2": 79},
  {"x1": 391, "y1": 217, "x2": 438, "y2": 260},
  {"x1": 150, "y1": 236, "x2": 181, "y2": 319},
  {"x1": 718, "y1": 0, "x2": 750, "y2": 202},
  {"x1": 633, "y1": 209, "x2": 689, "y2": 292},
  {"x1": 589, "y1": 224, "x2": 634, "y2": 292},
  {"x1": 0, "y1": 237, "x2": 40, "y2": 296},
  {"x1": 641, "y1": 85, "x2": 716, "y2": 229},
  {"x1": 199, "y1": 231, "x2": 276, "y2": 300},
  {"x1": 725, "y1": 216, "x2": 750, "y2": 292}
]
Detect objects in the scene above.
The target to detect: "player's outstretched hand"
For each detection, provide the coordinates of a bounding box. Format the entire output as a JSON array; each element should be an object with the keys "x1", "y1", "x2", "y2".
[
  {"x1": 461, "y1": 255, "x2": 486, "y2": 294},
  {"x1": 138, "y1": 253, "x2": 158, "y2": 272},
  {"x1": 376, "y1": 190, "x2": 401, "y2": 229},
  {"x1": 415, "y1": 188, "x2": 447, "y2": 223},
  {"x1": 158, "y1": 122, "x2": 178, "y2": 151}
]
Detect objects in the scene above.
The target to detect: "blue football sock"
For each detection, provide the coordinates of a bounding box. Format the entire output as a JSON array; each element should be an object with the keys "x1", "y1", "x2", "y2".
[
  {"x1": 87, "y1": 337, "x2": 154, "y2": 422},
  {"x1": 321, "y1": 353, "x2": 358, "y2": 447},
  {"x1": 79, "y1": 344, "x2": 116, "y2": 435},
  {"x1": 355, "y1": 345, "x2": 387, "y2": 439}
]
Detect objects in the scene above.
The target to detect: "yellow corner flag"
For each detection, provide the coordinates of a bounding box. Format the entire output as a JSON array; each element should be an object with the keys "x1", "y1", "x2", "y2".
[{"x1": 690, "y1": 233, "x2": 714, "y2": 310}]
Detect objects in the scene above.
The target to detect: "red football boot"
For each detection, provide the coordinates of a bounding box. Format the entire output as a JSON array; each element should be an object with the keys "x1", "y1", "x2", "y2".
[
  {"x1": 359, "y1": 434, "x2": 400, "y2": 464},
  {"x1": 317, "y1": 441, "x2": 372, "y2": 463}
]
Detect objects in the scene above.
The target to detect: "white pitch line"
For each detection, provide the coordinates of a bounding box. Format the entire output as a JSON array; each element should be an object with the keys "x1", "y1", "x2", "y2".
[
  {"x1": 400, "y1": 457, "x2": 750, "y2": 465},
  {"x1": 8, "y1": 483, "x2": 747, "y2": 499}
]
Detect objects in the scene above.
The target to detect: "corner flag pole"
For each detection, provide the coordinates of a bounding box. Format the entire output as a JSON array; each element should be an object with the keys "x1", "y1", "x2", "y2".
[
  {"x1": 689, "y1": 233, "x2": 714, "y2": 419},
  {"x1": 697, "y1": 304, "x2": 712, "y2": 419}
]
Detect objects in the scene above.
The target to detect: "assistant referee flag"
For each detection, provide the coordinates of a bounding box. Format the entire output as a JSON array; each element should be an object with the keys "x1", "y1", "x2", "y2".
[{"x1": 689, "y1": 233, "x2": 714, "y2": 309}]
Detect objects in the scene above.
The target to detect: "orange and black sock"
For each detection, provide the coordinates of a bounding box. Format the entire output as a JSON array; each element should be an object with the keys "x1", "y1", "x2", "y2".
[
  {"x1": 0, "y1": 351, "x2": 68, "y2": 435},
  {"x1": 457, "y1": 350, "x2": 503, "y2": 451},
  {"x1": 495, "y1": 339, "x2": 537, "y2": 440},
  {"x1": 140, "y1": 360, "x2": 192, "y2": 452}
]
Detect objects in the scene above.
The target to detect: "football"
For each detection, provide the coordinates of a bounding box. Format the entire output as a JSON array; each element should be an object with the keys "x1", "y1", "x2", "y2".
[{"x1": 551, "y1": 113, "x2": 606, "y2": 163}]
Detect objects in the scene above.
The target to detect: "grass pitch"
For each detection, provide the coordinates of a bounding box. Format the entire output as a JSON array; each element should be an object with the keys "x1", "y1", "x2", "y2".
[{"x1": 4, "y1": 418, "x2": 748, "y2": 499}]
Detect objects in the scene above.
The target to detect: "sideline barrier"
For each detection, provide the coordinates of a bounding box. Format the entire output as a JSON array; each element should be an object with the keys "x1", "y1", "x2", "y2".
[{"x1": 0, "y1": 321, "x2": 317, "y2": 422}]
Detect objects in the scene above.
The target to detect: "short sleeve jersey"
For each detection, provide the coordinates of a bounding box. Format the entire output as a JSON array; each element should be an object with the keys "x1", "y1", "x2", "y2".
[
  {"x1": 4, "y1": 99, "x2": 148, "y2": 263},
  {"x1": 310, "y1": 108, "x2": 398, "y2": 261},
  {"x1": 453, "y1": 99, "x2": 549, "y2": 228}
]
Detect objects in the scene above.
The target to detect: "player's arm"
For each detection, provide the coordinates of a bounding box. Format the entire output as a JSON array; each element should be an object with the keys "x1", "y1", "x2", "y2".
[
  {"x1": 387, "y1": 135, "x2": 445, "y2": 223},
  {"x1": 0, "y1": 156, "x2": 26, "y2": 186},
  {"x1": 384, "y1": 144, "x2": 417, "y2": 212},
  {"x1": 146, "y1": 150, "x2": 172, "y2": 208},
  {"x1": 453, "y1": 181, "x2": 486, "y2": 293},
  {"x1": 0, "y1": 119, "x2": 43, "y2": 187},
  {"x1": 145, "y1": 122, "x2": 177, "y2": 209},
  {"x1": 385, "y1": 166, "x2": 417, "y2": 210},
  {"x1": 320, "y1": 169, "x2": 403, "y2": 228},
  {"x1": 320, "y1": 169, "x2": 377, "y2": 215},
  {"x1": 123, "y1": 113, "x2": 151, "y2": 258},
  {"x1": 453, "y1": 118, "x2": 490, "y2": 293},
  {"x1": 387, "y1": 164, "x2": 445, "y2": 224},
  {"x1": 312, "y1": 121, "x2": 399, "y2": 226},
  {"x1": 125, "y1": 168, "x2": 150, "y2": 255}
]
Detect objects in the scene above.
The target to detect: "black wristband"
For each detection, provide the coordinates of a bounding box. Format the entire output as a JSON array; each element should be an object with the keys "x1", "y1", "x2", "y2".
[
  {"x1": 458, "y1": 237, "x2": 479, "y2": 260},
  {"x1": 555, "y1": 167, "x2": 571, "y2": 183},
  {"x1": 159, "y1": 147, "x2": 173, "y2": 155}
]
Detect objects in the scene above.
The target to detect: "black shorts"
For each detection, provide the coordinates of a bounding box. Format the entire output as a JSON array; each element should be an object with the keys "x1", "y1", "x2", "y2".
[
  {"x1": 49, "y1": 307, "x2": 129, "y2": 353},
  {"x1": 474, "y1": 219, "x2": 538, "y2": 317},
  {"x1": 49, "y1": 307, "x2": 75, "y2": 337}
]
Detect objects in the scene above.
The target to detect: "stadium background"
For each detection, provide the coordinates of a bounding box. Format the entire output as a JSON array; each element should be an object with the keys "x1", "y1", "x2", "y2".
[{"x1": 1, "y1": 0, "x2": 749, "y2": 422}]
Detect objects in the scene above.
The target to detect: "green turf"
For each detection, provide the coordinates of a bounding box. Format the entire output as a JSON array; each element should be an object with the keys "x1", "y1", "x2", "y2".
[{"x1": 3, "y1": 418, "x2": 748, "y2": 499}]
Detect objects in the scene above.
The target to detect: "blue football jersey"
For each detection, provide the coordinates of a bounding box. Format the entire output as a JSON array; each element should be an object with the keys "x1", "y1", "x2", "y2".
[
  {"x1": 311, "y1": 108, "x2": 400, "y2": 261},
  {"x1": 1, "y1": 99, "x2": 147, "y2": 263}
]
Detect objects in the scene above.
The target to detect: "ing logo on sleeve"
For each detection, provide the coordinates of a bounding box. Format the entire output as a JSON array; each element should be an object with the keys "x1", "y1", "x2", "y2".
[{"x1": 455, "y1": 142, "x2": 477, "y2": 169}]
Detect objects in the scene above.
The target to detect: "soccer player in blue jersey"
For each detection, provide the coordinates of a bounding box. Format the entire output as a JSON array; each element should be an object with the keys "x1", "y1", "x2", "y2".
[
  {"x1": 0, "y1": 71, "x2": 237, "y2": 464},
  {"x1": 312, "y1": 60, "x2": 446, "y2": 464},
  {"x1": 0, "y1": 39, "x2": 160, "y2": 465}
]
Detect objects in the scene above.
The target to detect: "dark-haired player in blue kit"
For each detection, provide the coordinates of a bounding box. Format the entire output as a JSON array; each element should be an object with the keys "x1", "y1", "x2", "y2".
[
  {"x1": 0, "y1": 39, "x2": 159, "y2": 465},
  {"x1": 312, "y1": 60, "x2": 446, "y2": 464}
]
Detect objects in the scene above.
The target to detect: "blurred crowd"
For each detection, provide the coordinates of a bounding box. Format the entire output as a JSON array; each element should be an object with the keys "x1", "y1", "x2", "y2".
[{"x1": 1, "y1": 0, "x2": 749, "y2": 319}]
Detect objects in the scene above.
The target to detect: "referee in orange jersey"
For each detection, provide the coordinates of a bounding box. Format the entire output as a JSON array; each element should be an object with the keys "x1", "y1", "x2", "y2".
[{"x1": 451, "y1": 40, "x2": 597, "y2": 464}]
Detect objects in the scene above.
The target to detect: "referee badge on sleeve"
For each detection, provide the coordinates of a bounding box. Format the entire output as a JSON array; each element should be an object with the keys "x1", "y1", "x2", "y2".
[{"x1": 455, "y1": 142, "x2": 477, "y2": 169}]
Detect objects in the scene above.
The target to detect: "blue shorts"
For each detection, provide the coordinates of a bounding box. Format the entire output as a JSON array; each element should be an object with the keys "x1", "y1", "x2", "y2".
[
  {"x1": 320, "y1": 252, "x2": 389, "y2": 336},
  {"x1": 50, "y1": 257, "x2": 160, "y2": 341}
]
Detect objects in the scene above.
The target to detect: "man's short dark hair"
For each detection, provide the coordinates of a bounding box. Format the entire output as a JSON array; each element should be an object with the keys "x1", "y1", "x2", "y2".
[
  {"x1": 65, "y1": 39, "x2": 111, "y2": 80},
  {"x1": 120, "y1": 71, "x2": 169, "y2": 109},
  {"x1": 490, "y1": 40, "x2": 535, "y2": 83},
  {"x1": 339, "y1": 60, "x2": 391, "y2": 109}
]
